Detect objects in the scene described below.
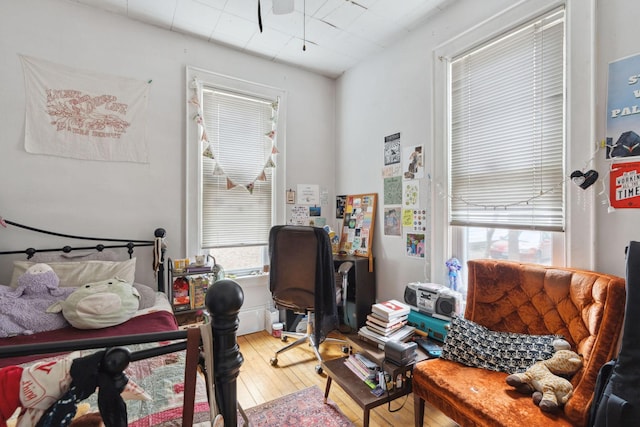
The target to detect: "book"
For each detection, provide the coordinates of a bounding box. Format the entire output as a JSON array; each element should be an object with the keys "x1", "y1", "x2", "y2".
[
  {"x1": 371, "y1": 299, "x2": 411, "y2": 321},
  {"x1": 344, "y1": 355, "x2": 376, "y2": 380},
  {"x1": 365, "y1": 319, "x2": 407, "y2": 336},
  {"x1": 343, "y1": 357, "x2": 369, "y2": 381},
  {"x1": 358, "y1": 324, "x2": 416, "y2": 347},
  {"x1": 186, "y1": 264, "x2": 213, "y2": 274},
  {"x1": 189, "y1": 275, "x2": 210, "y2": 309},
  {"x1": 366, "y1": 313, "x2": 407, "y2": 329}
]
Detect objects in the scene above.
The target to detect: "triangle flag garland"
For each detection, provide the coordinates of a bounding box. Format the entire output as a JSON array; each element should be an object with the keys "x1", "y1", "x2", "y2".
[
  {"x1": 264, "y1": 157, "x2": 276, "y2": 169},
  {"x1": 212, "y1": 162, "x2": 225, "y2": 176},
  {"x1": 202, "y1": 144, "x2": 214, "y2": 159},
  {"x1": 189, "y1": 77, "x2": 279, "y2": 193}
]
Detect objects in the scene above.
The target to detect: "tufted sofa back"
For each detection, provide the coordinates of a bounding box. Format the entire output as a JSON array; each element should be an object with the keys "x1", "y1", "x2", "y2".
[{"x1": 465, "y1": 260, "x2": 626, "y2": 425}]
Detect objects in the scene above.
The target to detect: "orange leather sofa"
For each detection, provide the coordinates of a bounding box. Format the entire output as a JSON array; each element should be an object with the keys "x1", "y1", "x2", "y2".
[{"x1": 413, "y1": 260, "x2": 626, "y2": 427}]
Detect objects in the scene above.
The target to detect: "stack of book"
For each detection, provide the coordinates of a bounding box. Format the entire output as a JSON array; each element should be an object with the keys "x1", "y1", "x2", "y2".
[
  {"x1": 186, "y1": 263, "x2": 213, "y2": 274},
  {"x1": 343, "y1": 353, "x2": 378, "y2": 384},
  {"x1": 358, "y1": 299, "x2": 415, "y2": 348}
]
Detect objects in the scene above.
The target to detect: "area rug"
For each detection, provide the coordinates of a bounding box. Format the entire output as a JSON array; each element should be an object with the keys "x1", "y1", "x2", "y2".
[{"x1": 238, "y1": 385, "x2": 354, "y2": 426}]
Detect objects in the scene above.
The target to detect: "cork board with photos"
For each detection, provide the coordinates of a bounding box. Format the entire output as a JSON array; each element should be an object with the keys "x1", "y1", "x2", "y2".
[{"x1": 338, "y1": 193, "x2": 377, "y2": 259}]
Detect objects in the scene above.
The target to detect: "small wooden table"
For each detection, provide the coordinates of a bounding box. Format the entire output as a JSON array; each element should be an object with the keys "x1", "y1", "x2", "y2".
[{"x1": 322, "y1": 335, "x2": 427, "y2": 427}]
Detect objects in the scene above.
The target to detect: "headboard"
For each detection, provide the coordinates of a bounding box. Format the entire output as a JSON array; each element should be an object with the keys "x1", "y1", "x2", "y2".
[{"x1": 0, "y1": 218, "x2": 167, "y2": 292}]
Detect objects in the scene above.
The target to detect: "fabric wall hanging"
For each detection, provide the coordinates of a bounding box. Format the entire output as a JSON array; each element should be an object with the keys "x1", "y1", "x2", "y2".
[{"x1": 20, "y1": 55, "x2": 150, "y2": 163}]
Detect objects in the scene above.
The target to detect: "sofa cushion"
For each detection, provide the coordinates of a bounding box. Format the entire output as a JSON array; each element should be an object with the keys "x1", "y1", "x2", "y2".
[
  {"x1": 413, "y1": 358, "x2": 575, "y2": 427},
  {"x1": 441, "y1": 316, "x2": 562, "y2": 373}
]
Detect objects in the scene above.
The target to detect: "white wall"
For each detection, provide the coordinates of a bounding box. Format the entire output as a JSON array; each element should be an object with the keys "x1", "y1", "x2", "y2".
[
  {"x1": 336, "y1": 0, "x2": 529, "y2": 302},
  {"x1": 595, "y1": 0, "x2": 640, "y2": 276},
  {"x1": 0, "y1": 0, "x2": 336, "y2": 294},
  {"x1": 335, "y1": 0, "x2": 612, "y2": 303}
]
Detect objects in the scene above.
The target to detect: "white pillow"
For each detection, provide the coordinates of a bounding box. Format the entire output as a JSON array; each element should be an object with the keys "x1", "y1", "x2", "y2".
[{"x1": 10, "y1": 258, "x2": 136, "y2": 288}]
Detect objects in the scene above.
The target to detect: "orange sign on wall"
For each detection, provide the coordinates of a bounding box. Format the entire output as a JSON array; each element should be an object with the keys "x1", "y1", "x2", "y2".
[{"x1": 610, "y1": 161, "x2": 640, "y2": 208}]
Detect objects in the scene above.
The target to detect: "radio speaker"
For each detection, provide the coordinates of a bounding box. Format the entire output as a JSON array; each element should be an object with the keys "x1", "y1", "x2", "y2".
[
  {"x1": 404, "y1": 286, "x2": 417, "y2": 307},
  {"x1": 436, "y1": 296, "x2": 456, "y2": 317}
]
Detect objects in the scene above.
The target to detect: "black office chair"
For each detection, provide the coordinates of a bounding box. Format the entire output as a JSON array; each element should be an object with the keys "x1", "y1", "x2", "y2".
[{"x1": 267, "y1": 225, "x2": 346, "y2": 374}]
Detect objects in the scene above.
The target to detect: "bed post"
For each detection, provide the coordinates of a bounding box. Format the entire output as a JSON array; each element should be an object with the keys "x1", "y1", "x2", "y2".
[
  {"x1": 206, "y1": 279, "x2": 244, "y2": 427},
  {"x1": 154, "y1": 228, "x2": 166, "y2": 292}
]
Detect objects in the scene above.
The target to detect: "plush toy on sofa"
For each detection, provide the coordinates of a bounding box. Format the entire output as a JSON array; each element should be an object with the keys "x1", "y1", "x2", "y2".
[
  {"x1": 506, "y1": 347, "x2": 583, "y2": 413},
  {"x1": 0, "y1": 264, "x2": 76, "y2": 337}
]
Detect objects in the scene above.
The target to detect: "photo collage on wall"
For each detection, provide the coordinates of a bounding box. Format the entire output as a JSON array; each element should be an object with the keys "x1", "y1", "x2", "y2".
[
  {"x1": 287, "y1": 184, "x2": 329, "y2": 227},
  {"x1": 606, "y1": 53, "x2": 640, "y2": 209},
  {"x1": 382, "y1": 132, "x2": 428, "y2": 259},
  {"x1": 337, "y1": 193, "x2": 377, "y2": 258}
]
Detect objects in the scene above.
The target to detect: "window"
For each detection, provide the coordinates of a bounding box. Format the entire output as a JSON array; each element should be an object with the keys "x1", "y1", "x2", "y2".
[
  {"x1": 186, "y1": 68, "x2": 285, "y2": 276},
  {"x1": 448, "y1": 8, "x2": 566, "y2": 274}
]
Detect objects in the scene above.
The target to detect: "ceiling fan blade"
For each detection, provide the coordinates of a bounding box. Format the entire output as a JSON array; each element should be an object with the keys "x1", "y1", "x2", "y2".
[{"x1": 258, "y1": 0, "x2": 263, "y2": 32}]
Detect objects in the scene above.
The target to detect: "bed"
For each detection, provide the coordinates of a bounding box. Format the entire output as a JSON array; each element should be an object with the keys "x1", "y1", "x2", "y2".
[{"x1": 0, "y1": 218, "x2": 243, "y2": 427}]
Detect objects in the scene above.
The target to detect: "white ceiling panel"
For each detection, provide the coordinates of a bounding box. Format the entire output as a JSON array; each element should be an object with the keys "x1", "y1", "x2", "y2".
[
  {"x1": 70, "y1": 0, "x2": 457, "y2": 78},
  {"x1": 172, "y1": 0, "x2": 221, "y2": 37}
]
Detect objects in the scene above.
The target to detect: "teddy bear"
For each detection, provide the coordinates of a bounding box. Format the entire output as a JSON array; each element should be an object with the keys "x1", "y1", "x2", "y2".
[
  {"x1": 505, "y1": 347, "x2": 583, "y2": 412},
  {"x1": 0, "y1": 263, "x2": 76, "y2": 337}
]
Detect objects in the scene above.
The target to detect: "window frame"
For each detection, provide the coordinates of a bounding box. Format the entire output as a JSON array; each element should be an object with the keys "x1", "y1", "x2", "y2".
[
  {"x1": 185, "y1": 66, "x2": 286, "y2": 275},
  {"x1": 430, "y1": 0, "x2": 596, "y2": 283}
]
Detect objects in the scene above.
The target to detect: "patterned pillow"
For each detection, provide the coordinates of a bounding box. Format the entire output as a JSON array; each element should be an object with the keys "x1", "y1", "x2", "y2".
[{"x1": 440, "y1": 316, "x2": 562, "y2": 373}]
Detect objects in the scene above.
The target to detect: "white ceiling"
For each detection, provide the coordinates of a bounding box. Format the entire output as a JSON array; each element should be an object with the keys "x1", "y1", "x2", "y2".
[{"x1": 69, "y1": 0, "x2": 454, "y2": 78}]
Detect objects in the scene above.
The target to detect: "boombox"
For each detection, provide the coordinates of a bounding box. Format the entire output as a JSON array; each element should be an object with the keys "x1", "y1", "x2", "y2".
[{"x1": 404, "y1": 282, "x2": 461, "y2": 320}]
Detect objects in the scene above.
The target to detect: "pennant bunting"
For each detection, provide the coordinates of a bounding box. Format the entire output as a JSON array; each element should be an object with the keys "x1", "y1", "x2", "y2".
[
  {"x1": 189, "y1": 81, "x2": 280, "y2": 193},
  {"x1": 202, "y1": 145, "x2": 214, "y2": 159}
]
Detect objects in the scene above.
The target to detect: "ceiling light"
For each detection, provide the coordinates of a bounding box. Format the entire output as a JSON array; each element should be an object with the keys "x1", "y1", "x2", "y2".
[{"x1": 273, "y1": 0, "x2": 294, "y2": 15}]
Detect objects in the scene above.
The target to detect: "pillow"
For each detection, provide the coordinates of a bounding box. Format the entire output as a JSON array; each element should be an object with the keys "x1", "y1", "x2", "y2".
[
  {"x1": 49, "y1": 278, "x2": 140, "y2": 329},
  {"x1": 30, "y1": 249, "x2": 121, "y2": 263},
  {"x1": 440, "y1": 316, "x2": 562, "y2": 374},
  {"x1": 10, "y1": 258, "x2": 136, "y2": 288},
  {"x1": 133, "y1": 283, "x2": 156, "y2": 310}
]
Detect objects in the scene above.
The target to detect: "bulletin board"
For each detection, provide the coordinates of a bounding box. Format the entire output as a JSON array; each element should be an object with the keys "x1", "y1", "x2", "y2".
[{"x1": 338, "y1": 193, "x2": 377, "y2": 261}]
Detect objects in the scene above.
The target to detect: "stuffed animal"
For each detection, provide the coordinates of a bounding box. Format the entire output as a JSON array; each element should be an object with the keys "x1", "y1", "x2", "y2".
[
  {"x1": 0, "y1": 264, "x2": 76, "y2": 337},
  {"x1": 446, "y1": 257, "x2": 462, "y2": 291},
  {"x1": 0, "y1": 349, "x2": 149, "y2": 427},
  {"x1": 505, "y1": 348, "x2": 583, "y2": 412},
  {"x1": 48, "y1": 278, "x2": 140, "y2": 329}
]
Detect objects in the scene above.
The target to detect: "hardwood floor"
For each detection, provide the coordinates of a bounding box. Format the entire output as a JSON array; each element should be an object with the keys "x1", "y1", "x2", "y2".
[{"x1": 236, "y1": 330, "x2": 459, "y2": 427}]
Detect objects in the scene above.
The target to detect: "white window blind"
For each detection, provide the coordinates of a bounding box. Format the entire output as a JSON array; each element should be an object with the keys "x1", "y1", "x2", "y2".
[
  {"x1": 450, "y1": 8, "x2": 565, "y2": 231},
  {"x1": 201, "y1": 88, "x2": 274, "y2": 248}
]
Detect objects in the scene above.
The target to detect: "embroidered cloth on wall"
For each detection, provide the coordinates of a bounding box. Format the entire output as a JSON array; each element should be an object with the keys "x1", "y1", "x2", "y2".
[{"x1": 20, "y1": 55, "x2": 149, "y2": 163}]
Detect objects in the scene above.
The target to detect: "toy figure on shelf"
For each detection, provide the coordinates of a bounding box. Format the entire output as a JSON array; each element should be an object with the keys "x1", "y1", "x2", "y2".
[{"x1": 446, "y1": 257, "x2": 462, "y2": 292}]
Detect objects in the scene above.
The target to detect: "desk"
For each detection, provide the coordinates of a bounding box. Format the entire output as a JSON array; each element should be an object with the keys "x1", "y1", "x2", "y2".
[{"x1": 322, "y1": 335, "x2": 427, "y2": 427}]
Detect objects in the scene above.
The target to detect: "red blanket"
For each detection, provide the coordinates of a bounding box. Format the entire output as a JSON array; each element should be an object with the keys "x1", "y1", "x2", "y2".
[{"x1": 0, "y1": 310, "x2": 178, "y2": 368}]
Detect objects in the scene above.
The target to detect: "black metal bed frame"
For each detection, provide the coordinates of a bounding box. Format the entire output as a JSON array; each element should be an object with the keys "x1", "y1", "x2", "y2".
[{"x1": 0, "y1": 220, "x2": 244, "y2": 427}]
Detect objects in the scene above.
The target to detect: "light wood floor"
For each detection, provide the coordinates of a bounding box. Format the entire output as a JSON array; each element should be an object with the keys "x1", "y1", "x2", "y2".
[{"x1": 236, "y1": 330, "x2": 459, "y2": 427}]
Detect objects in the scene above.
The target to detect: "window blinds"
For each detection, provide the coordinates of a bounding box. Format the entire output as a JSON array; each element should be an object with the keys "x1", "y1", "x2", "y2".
[
  {"x1": 201, "y1": 88, "x2": 274, "y2": 248},
  {"x1": 450, "y1": 8, "x2": 565, "y2": 231}
]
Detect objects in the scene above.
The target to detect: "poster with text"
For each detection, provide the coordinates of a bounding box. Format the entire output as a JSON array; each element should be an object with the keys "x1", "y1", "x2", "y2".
[
  {"x1": 610, "y1": 161, "x2": 640, "y2": 208},
  {"x1": 384, "y1": 132, "x2": 401, "y2": 166},
  {"x1": 606, "y1": 53, "x2": 640, "y2": 159}
]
